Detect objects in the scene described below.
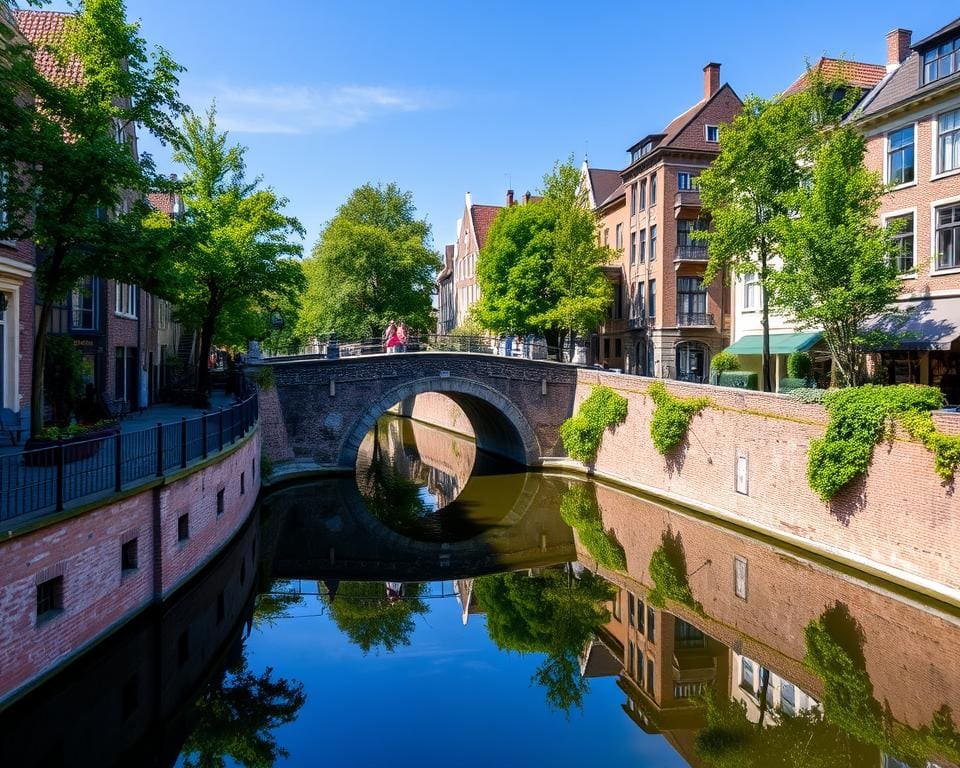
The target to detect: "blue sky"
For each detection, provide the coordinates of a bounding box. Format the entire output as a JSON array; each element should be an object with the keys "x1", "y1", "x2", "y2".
[{"x1": 50, "y1": 1, "x2": 955, "y2": 254}]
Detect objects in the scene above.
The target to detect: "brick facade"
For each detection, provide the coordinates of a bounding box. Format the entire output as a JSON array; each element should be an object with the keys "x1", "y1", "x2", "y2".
[{"x1": 0, "y1": 428, "x2": 260, "y2": 704}]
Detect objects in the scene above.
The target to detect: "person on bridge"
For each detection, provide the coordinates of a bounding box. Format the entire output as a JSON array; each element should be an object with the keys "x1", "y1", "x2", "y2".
[
  {"x1": 396, "y1": 321, "x2": 408, "y2": 353},
  {"x1": 384, "y1": 320, "x2": 399, "y2": 353}
]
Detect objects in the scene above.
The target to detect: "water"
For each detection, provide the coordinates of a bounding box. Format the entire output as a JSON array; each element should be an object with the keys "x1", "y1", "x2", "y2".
[{"x1": 3, "y1": 414, "x2": 960, "y2": 768}]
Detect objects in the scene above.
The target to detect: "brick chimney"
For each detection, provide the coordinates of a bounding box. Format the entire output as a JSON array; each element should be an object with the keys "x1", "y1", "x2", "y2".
[
  {"x1": 886, "y1": 28, "x2": 912, "y2": 71},
  {"x1": 506, "y1": 189, "x2": 514, "y2": 207},
  {"x1": 523, "y1": 191, "x2": 531, "y2": 205},
  {"x1": 703, "y1": 63, "x2": 721, "y2": 99}
]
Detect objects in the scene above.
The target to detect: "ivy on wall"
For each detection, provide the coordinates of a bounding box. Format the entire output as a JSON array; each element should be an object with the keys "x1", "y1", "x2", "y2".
[
  {"x1": 648, "y1": 382, "x2": 711, "y2": 455},
  {"x1": 558, "y1": 484, "x2": 626, "y2": 571},
  {"x1": 646, "y1": 528, "x2": 702, "y2": 613},
  {"x1": 560, "y1": 385, "x2": 628, "y2": 463},
  {"x1": 808, "y1": 384, "x2": 960, "y2": 501}
]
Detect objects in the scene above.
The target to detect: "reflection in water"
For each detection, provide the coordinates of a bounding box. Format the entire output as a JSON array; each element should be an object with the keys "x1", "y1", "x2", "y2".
[{"x1": 5, "y1": 455, "x2": 960, "y2": 768}]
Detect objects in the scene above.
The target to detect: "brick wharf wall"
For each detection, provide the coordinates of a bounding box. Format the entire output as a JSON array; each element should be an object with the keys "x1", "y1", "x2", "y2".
[
  {"x1": 0, "y1": 428, "x2": 260, "y2": 705},
  {"x1": 587, "y1": 482, "x2": 960, "y2": 729},
  {"x1": 576, "y1": 371, "x2": 960, "y2": 601}
]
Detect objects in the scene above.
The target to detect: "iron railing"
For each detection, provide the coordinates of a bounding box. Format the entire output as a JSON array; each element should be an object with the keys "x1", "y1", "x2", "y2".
[
  {"x1": 0, "y1": 393, "x2": 258, "y2": 525},
  {"x1": 674, "y1": 245, "x2": 708, "y2": 261},
  {"x1": 676, "y1": 312, "x2": 715, "y2": 327}
]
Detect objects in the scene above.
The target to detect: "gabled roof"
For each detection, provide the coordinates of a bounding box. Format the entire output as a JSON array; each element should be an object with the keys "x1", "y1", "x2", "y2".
[
  {"x1": 598, "y1": 182, "x2": 625, "y2": 209},
  {"x1": 14, "y1": 10, "x2": 82, "y2": 86},
  {"x1": 587, "y1": 167, "x2": 622, "y2": 209},
  {"x1": 146, "y1": 191, "x2": 178, "y2": 216},
  {"x1": 857, "y1": 47, "x2": 960, "y2": 121},
  {"x1": 912, "y1": 16, "x2": 960, "y2": 51},
  {"x1": 469, "y1": 204, "x2": 501, "y2": 251},
  {"x1": 782, "y1": 57, "x2": 886, "y2": 98}
]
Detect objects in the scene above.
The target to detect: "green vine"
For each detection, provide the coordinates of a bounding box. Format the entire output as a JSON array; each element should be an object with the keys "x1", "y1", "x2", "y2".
[
  {"x1": 560, "y1": 385, "x2": 628, "y2": 463},
  {"x1": 646, "y1": 528, "x2": 702, "y2": 612},
  {"x1": 808, "y1": 384, "x2": 959, "y2": 501},
  {"x1": 247, "y1": 366, "x2": 275, "y2": 391},
  {"x1": 559, "y1": 484, "x2": 626, "y2": 571},
  {"x1": 648, "y1": 381, "x2": 711, "y2": 455}
]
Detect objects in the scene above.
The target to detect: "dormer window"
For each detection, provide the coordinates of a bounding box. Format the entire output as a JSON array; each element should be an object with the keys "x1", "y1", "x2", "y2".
[{"x1": 923, "y1": 36, "x2": 959, "y2": 84}]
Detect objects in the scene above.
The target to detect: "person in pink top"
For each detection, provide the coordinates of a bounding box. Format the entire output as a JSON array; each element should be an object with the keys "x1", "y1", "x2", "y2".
[
  {"x1": 396, "y1": 321, "x2": 408, "y2": 353},
  {"x1": 384, "y1": 320, "x2": 398, "y2": 353}
]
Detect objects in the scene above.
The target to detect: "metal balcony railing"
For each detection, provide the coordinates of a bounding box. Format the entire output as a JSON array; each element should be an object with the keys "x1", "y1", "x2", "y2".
[
  {"x1": 676, "y1": 312, "x2": 715, "y2": 327},
  {"x1": 674, "y1": 245, "x2": 709, "y2": 261}
]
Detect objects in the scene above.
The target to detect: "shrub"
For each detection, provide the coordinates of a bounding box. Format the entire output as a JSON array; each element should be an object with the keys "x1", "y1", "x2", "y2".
[
  {"x1": 710, "y1": 350, "x2": 740, "y2": 375},
  {"x1": 648, "y1": 381, "x2": 710, "y2": 455},
  {"x1": 808, "y1": 384, "x2": 953, "y2": 501},
  {"x1": 717, "y1": 371, "x2": 759, "y2": 390},
  {"x1": 787, "y1": 351, "x2": 813, "y2": 380},
  {"x1": 45, "y1": 334, "x2": 87, "y2": 425},
  {"x1": 789, "y1": 387, "x2": 829, "y2": 405},
  {"x1": 559, "y1": 484, "x2": 626, "y2": 571},
  {"x1": 248, "y1": 366, "x2": 275, "y2": 391},
  {"x1": 778, "y1": 377, "x2": 810, "y2": 393},
  {"x1": 647, "y1": 544, "x2": 701, "y2": 612},
  {"x1": 560, "y1": 386, "x2": 628, "y2": 463}
]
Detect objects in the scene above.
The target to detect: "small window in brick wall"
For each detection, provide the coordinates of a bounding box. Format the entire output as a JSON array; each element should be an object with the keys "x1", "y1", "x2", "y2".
[
  {"x1": 216, "y1": 488, "x2": 225, "y2": 517},
  {"x1": 240, "y1": 472, "x2": 245, "y2": 496},
  {"x1": 36, "y1": 575, "x2": 64, "y2": 622},
  {"x1": 177, "y1": 513, "x2": 189, "y2": 542},
  {"x1": 734, "y1": 556, "x2": 749, "y2": 600},
  {"x1": 121, "y1": 538, "x2": 138, "y2": 572},
  {"x1": 252, "y1": 456, "x2": 256, "y2": 479}
]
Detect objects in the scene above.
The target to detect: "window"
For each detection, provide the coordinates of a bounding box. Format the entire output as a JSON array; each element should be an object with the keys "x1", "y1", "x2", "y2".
[
  {"x1": 217, "y1": 488, "x2": 225, "y2": 517},
  {"x1": 677, "y1": 276, "x2": 707, "y2": 318},
  {"x1": 612, "y1": 590, "x2": 621, "y2": 622},
  {"x1": 628, "y1": 641, "x2": 635, "y2": 677},
  {"x1": 114, "y1": 282, "x2": 138, "y2": 318},
  {"x1": 736, "y1": 455, "x2": 749, "y2": 496},
  {"x1": 647, "y1": 605, "x2": 656, "y2": 640},
  {"x1": 650, "y1": 175, "x2": 657, "y2": 205},
  {"x1": 630, "y1": 182, "x2": 637, "y2": 214},
  {"x1": 923, "y1": 37, "x2": 960, "y2": 84},
  {"x1": 156, "y1": 299, "x2": 170, "y2": 330},
  {"x1": 939, "y1": 108, "x2": 960, "y2": 174},
  {"x1": 705, "y1": 124, "x2": 719, "y2": 143},
  {"x1": 639, "y1": 179, "x2": 646, "y2": 210},
  {"x1": 240, "y1": 471, "x2": 245, "y2": 496},
  {"x1": 887, "y1": 126, "x2": 914, "y2": 185},
  {"x1": 743, "y1": 272, "x2": 760, "y2": 310},
  {"x1": 634, "y1": 281, "x2": 645, "y2": 318},
  {"x1": 603, "y1": 228, "x2": 609, "y2": 246},
  {"x1": 71, "y1": 277, "x2": 98, "y2": 331},
  {"x1": 740, "y1": 657, "x2": 755, "y2": 692},
  {"x1": 646, "y1": 657, "x2": 655, "y2": 693},
  {"x1": 638, "y1": 229, "x2": 646, "y2": 262},
  {"x1": 648, "y1": 280, "x2": 656, "y2": 319},
  {"x1": 0, "y1": 169, "x2": 10, "y2": 234},
  {"x1": 630, "y1": 231, "x2": 637, "y2": 265},
  {"x1": 114, "y1": 119, "x2": 126, "y2": 145},
  {"x1": 887, "y1": 213, "x2": 914, "y2": 273},
  {"x1": 734, "y1": 555, "x2": 748, "y2": 599},
  {"x1": 937, "y1": 204, "x2": 960, "y2": 270},
  {"x1": 603, "y1": 338, "x2": 610, "y2": 357},
  {"x1": 615, "y1": 223, "x2": 623, "y2": 250},
  {"x1": 615, "y1": 338, "x2": 622, "y2": 358},
  {"x1": 36, "y1": 575, "x2": 64, "y2": 621},
  {"x1": 677, "y1": 172, "x2": 699, "y2": 190},
  {"x1": 628, "y1": 592, "x2": 635, "y2": 626},
  {"x1": 781, "y1": 681, "x2": 796, "y2": 716},
  {"x1": 177, "y1": 513, "x2": 189, "y2": 542},
  {"x1": 650, "y1": 225, "x2": 657, "y2": 261},
  {"x1": 121, "y1": 538, "x2": 138, "y2": 572},
  {"x1": 760, "y1": 667, "x2": 774, "y2": 707}
]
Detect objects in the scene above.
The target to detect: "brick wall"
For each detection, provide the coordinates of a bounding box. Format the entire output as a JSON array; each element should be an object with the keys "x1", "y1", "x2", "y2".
[{"x1": 0, "y1": 428, "x2": 260, "y2": 704}]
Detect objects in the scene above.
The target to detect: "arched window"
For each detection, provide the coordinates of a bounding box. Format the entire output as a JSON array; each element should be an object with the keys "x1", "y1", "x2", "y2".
[{"x1": 676, "y1": 341, "x2": 709, "y2": 384}]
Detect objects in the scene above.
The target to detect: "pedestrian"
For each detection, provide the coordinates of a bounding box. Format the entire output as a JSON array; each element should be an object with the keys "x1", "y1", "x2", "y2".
[
  {"x1": 396, "y1": 321, "x2": 408, "y2": 353},
  {"x1": 384, "y1": 320, "x2": 398, "y2": 353}
]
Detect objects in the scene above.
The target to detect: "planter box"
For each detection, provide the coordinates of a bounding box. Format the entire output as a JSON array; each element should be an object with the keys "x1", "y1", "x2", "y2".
[{"x1": 23, "y1": 426, "x2": 120, "y2": 467}]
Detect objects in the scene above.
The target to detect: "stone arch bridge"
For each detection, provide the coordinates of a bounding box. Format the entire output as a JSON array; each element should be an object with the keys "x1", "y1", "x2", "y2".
[{"x1": 253, "y1": 353, "x2": 581, "y2": 468}]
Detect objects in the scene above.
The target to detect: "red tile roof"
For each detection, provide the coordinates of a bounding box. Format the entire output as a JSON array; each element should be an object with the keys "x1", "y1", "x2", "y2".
[
  {"x1": 782, "y1": 58, "x2": 886, "y2": 97},
  {"x1": 470, "y1": 204, "x2": 502, "y2": 250},
  {"x1": 14, "y1": 10, "x2": 82, "y2": 86},
  {"x1": 146, "y1": 192, "x2": 177, "y2": 216}
]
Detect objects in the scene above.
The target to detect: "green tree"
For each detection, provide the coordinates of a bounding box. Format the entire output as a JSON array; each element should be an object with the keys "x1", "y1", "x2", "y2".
[
  {"x1": 297, "y1": 183, "x2": 440, "y2": 340},
  {"x1": 324, "y1": 581, "x2": 429, "y2": 654},
  {"x1": 474, "y1": 567, "x2": 613, "y2": 712},
  {"x1": 770, "y1": 126, "x2": 900, "y2": 387},
  {"x1": 0, "y1": 0, "x2": 185, "y2": 435},
  {"x1": 474, "y1": 157, "x2": 613, "y2": 360},
  {"x1": 696, "y1": 69, "x2": 855, "y2": 391},
  {"x1": 180, "y1": 659, "x2": 306, "y2": 768},
  {"x1": 171, "y1": 107, "x2": 305, "y2": 405}
]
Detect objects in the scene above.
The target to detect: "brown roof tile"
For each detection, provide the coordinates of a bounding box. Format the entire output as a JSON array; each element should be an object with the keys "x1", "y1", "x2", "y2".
[
  {"x1": 858, "y1": 51, "x2": 960, "y2": 120},
  {"x1": 146, "y1": 192, "x2": 177, "y2": 216},
  {"x1": 470, "y1": 204, "x2": 502, "y2": 250},
  {"x1": 782, "y1": 57, "x2": 886, "y2": 98},
  {"x1": 588, "y1": 168, "x2": 622, "y2": 208},
  {"x1": 14, "y1": 10, "x2": 82, "y2": 86}
]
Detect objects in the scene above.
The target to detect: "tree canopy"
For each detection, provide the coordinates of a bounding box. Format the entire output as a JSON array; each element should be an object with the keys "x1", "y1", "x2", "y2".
[
  {"x1": 324, "y1": 580, "x2": 430, "y2": 654},
  {"x1": 474, "y1": 158, "x2": 613, "y2": 358},
  {"x1": 171, "y1": 106, "x2": 305, "y2": 404},
  {"x1": 297, "y1": 183, "x2": 440, "y2": 340},
  {"x1": 0, "y1": 0, "x2": 185, "y2": 434}
]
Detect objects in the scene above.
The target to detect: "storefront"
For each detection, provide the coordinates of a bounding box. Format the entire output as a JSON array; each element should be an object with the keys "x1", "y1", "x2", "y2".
[{"x1": 721, "y1": 331, "x2": 827, "y2": 390}]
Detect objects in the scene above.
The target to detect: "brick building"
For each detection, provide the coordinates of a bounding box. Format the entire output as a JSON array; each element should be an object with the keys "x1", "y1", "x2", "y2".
[
  {"x1": 855, "y1": 19, "x2": 960, "y2": 402},
  {"x1": 590, "y1": 64, "x2": 743, "y2": 380}
]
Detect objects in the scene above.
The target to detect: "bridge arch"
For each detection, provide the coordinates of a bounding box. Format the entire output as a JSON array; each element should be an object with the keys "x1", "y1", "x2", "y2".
[{"x1": 338, "y1": 375, "x2": 540, "y2": 467}]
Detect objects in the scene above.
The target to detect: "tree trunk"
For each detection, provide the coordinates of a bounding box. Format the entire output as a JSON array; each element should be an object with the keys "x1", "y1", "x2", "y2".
[
  {"x1": 29, "y1": 297, "x2": 54, "y2": 438},
  {"x1": 568, "y1": 328, "x2": 577, "y2": 364},
  {"x1": 194, "y1": 309, "x2": 217, "y2": 408},
  {"x1": 759, "y1": 243, "x2": 773, "y2": 393},
  {"x1": 757, "y1": 666, "x2": 771, "y2": 730}
]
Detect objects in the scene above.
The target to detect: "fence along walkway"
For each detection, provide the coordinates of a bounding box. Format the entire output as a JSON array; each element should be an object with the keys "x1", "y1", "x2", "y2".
[{"x1": 0, "y1": 393, "x2": 258, "y2": 526}]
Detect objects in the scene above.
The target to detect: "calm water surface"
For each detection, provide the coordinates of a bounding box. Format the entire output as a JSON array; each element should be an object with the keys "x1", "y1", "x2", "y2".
[{"x1": 3, "y1": 414, "x2": 960, "y2": 768}]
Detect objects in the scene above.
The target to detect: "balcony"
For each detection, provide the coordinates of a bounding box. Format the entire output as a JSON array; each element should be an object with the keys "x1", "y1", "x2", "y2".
[
  {"x1": 628, "y1": 315, "x2": 647, "y2": 330},
  {"x1": 674, "y1": 189, "x2": 702, "y2": 216},
  {"x1": 674, "y1": 245, "x2": 708, "y2": 262},
  {"x1": 677, "y1": 312, "x2": 715, "y2": 327}
]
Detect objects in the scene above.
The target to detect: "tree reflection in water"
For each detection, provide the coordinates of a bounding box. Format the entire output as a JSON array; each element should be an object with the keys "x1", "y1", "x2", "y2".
[
  {"x1": 323, "y1": 581, "x2": 430, "y2": 654},
  {"x1": 180, "y1": 659, "x2": 306, "y2": 768},
  {"x1": 474, "y1": 566, "x2": 614, "y2": 713}
]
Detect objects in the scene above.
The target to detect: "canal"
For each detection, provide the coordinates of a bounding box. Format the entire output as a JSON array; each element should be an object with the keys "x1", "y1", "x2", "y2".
[{"x1": 2, "y1": 413, "x2": 959, "y2": 768}]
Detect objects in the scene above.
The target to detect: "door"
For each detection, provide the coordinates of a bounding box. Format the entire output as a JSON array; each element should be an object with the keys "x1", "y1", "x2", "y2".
[{"x1": 676, "y1": 342, "x2": 708, "y2": 383}]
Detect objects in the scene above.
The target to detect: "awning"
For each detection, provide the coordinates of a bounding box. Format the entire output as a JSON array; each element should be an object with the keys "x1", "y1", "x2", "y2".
[
  {"x1": 723, "y1": 332, "x2": 823, "y2": 356},
  {"x1": 863, "y1": 297, "x2": 960, "y2": 351}
]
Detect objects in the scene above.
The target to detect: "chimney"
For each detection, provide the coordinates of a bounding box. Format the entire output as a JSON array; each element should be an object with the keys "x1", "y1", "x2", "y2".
[
  {"x1": 886, "y1": 28, "x2": 912, "y2": 71},
  {"x1": 703, "y1": 63, "x2": 721, "y2": 99},
  {"x1": 523, "y1": 191, "x2": 531, "y2": 205},
  {"x1": 506, "y1": 189, "x2": 514, "y2": 207}
]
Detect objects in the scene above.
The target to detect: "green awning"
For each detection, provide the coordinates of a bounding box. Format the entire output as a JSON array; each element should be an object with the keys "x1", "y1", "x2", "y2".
[{"x1": 723, "y1": 332, "x2": 823, "y2": 356}]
